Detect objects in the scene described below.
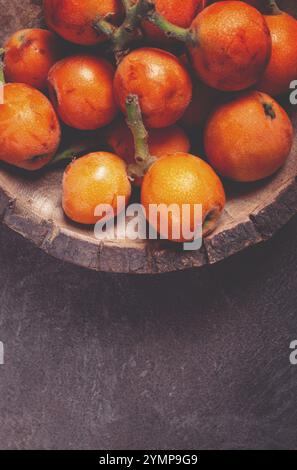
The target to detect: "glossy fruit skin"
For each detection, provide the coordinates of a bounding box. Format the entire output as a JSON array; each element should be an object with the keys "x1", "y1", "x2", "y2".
[
  {"x1": 4, "y1": 28, "x2": 61, "y2": 90},
  {"x1": 0, "y1": 83, "x2": 61, "y2": 170},
  {"x1": 189, "y1": 1, "x2": 272, "y2": 91},
  {"x1": 114, "y1": 48, "x2": 192, "y2": 129},
  {"x1": 207, "y1": 0, "x2": 261, "y2": 8},
  {"x1": 141, "y1": 153, "x2": 226, "y2": 242},
  {"x1": 107, "y1": 119, "x2": 190, "y2": 164},
  {"x1": 204, "y1": 91, "x2": 293, "y2": 182},
  {"x1": 257, "y1": 13, "x2": 297, "y2": 96},
  {"x1": 48, "y1": 55, "x2": 118, "y2": 130},
  {"x1": 142, "y1": 0, "x2": 205, "y2": 43},
  {"x1": 43, "y1": 0, "x2": 123, "y2": 46},
  {"x1": 63, "y1": 152, "x2": 131, "y2": 225}
]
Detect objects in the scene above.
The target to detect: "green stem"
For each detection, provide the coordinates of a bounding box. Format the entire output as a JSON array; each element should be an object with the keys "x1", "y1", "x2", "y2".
[
  {"x1": 94, "y1": 0, "x2": 154, "y2": 63},
  {"x1": 0, "y1": 48, "x2": 5, "y2": 86},
  {"x1": 94, "y1": 19, "x2": 116, "y2": 38},
  {"x1": 264, "y1": 0, "x2": 282, "y2": 15},
  {"x1": 125, "y1": 94, "x2": 156, "y2": 180},
  {"x1": 147, "y1": 10, "x2": 193, "y2": 44},
  {"x1": 126, "y1": 94, "x2": 150, "y2": 163},
  {"x1": 122, "y1": 0, "x2": 133, "y2": 11},
  {"x1": 49, "y1": 143, "x2": 91, "y2": 166}
]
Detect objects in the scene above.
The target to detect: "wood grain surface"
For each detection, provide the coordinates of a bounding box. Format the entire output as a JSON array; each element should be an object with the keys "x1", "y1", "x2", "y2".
[{"x1": 0, "y1": 0, "x2": 297, "y2": 274}]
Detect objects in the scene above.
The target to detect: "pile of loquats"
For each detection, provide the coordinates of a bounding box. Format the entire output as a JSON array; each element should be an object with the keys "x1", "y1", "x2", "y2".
[{"x1": 0, "y1": 0, "x2": 296, "y2": 243}]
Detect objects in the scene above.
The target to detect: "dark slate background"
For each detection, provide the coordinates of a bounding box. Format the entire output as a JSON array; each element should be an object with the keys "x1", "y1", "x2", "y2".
[{"x1": 0, "y1": 217, "x2": 296, "y2": 450}]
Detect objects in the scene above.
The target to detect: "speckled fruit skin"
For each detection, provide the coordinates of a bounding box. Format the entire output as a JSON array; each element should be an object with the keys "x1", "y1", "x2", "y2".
[
  {"x1": 204, "y1": 91, "x2": 294, "y2": 182},
  {"x1": 142, "y1": 0, "x2": 205, "y2": 43},
  {"x1": 189, "y1": 1, "x2": 272, "y2": 91},
  {"x1": 48, "y1": 55, "x2": 118, "y2": 130},
  {"x1": 141, "y1": 153, "x2": 226, "y2": 242},
  {"x1": 63, "y1": 152, "x2": 131, "y2": 225},
  {"x1": 0, "y1": 83, "x2": 61, "y2": 170},
  {"x1": 257, "y1": 12, "x2": 297, "y2": 96},
  {"x1": 4, "y1": 28, "x2": 61, "y2": 90},
  {"x1": 114, "y1": 48, "x2": 192, "y2": 129},
  {"x1": 43, "y1": 0, "x2": 124, "y2": 46},
  {"x1": 207, "y1": 0, "x2": 261, "y2": 8}
]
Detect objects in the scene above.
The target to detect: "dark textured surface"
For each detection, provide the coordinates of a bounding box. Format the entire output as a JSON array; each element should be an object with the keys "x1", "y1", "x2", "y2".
[{"x1": 0, "y1": 218, "x2": 296, "y2": 450}]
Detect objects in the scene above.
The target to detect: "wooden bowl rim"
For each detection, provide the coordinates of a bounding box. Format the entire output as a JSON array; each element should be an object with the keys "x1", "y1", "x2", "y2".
[{"x1": 0, "y1": 0, "x2": 297, "y2": 274}]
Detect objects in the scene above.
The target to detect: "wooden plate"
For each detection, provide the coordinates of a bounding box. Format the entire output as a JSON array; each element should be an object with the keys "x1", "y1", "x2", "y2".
[{"x1": 1, "y1": 0, "x2": 297, "y2": 274}]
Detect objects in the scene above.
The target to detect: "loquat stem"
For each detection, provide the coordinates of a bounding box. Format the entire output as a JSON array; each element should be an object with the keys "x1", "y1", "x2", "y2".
[
  {"x1": 147, "y1": 8, "x2": 195, "y2": 45},
  {"x1": 122, "y1": 0, "x2": 133, "y2": 11},
  {"x1": 0, "y1": 48, "x2": 5, "y2": 86},
  {"x1": 94, "y1": 0, "x2": 154, "y2": 64},
  {"x1": 125, "y1": 94, "x2": 156, "y2": 180},
  {"x1": 126, "y1": 94, "x2": 150, "y2": 163},
  {"x1": 49, "y1": 143, "x2": 92, "y2": 166},
  {"x1": 263, "y1": 0, "x2": 282, "y2": 15},
  {"x1": 95, "y1": 19, "x2": 116, "y2": 38}
]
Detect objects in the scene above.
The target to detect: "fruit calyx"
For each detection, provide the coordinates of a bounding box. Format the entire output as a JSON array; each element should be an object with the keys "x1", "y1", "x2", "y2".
[
  {"x1": 263, "y1": 102, "x2": 276, "y2": 120},
  {"x1": 125, "y1": 94, "x2": 156, "y2": 181}
]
